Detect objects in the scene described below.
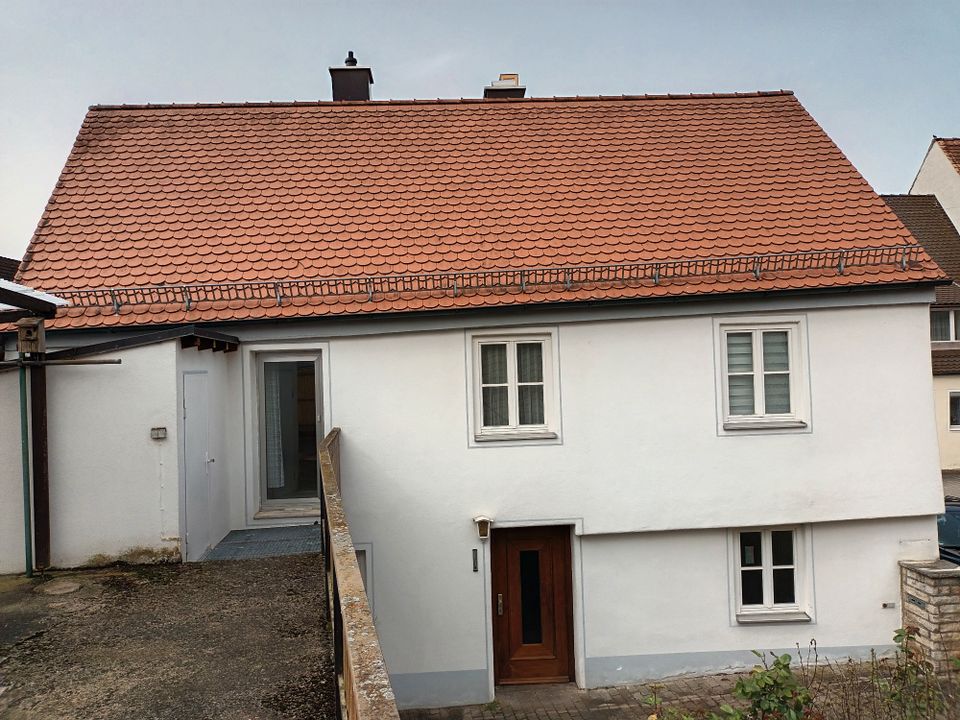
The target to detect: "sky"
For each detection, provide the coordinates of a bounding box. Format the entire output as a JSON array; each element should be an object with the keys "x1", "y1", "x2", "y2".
[{"x1": 1, "y1": 0, "x2": 958, "y2": 260}]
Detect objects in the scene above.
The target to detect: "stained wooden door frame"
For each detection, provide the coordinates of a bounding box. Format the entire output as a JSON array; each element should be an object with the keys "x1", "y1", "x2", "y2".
[{"x1": 490, "y1": 524, "x2": 575, "y2": 685}]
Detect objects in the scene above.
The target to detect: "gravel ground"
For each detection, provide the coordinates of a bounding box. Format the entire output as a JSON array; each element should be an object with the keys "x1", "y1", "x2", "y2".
[{"x1": 0, "y1": 554, "x2": 335, "y2": 720}]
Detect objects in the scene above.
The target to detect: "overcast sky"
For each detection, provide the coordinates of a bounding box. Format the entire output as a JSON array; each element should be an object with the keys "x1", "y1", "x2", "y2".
[{"x1": 1, "y1": 0, "x2": 958, "y2": 260}]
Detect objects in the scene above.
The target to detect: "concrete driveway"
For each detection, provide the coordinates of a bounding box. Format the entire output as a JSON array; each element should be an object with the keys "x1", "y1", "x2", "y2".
[{"x1": 0, "y1": 554, "x2": 334, "y2": 719}]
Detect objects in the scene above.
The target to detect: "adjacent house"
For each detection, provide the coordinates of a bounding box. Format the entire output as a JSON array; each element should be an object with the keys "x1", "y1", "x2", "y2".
[
  {"x1": 0, "y1": 61, "x2": 948, "y2": 708},
  {"x1": 0, "y1": 256, "x2": 19, "y2": 281},
  {"x1": 911, "y1": 138, "x2": 960, "y2": 232},
  {"x1": 884, "y1": 194, "x2": 960, "y2": 498}
]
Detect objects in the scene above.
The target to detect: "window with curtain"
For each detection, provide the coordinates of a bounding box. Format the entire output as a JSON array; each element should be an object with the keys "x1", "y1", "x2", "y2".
[
  {"x1": 931, "y1": 309, "x2": 956, "y2": 342},
  {"x1": 473, "y1": 335, "x2": 554, "y2": 440},
  {"x1": 722, "y1": 326, "x2": 799, "y2": 425},
  {"x1": 950, "y1": 393, "x2": 960, "y2": 429}
]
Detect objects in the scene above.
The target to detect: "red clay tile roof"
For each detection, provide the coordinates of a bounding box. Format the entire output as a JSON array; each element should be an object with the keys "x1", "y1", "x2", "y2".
[
  {"x1": 936, "y1": 138, "x2": 960, "y2": 174},
  {"x1": 16, "y1": 92, "x2": 944, "y2": 329},
  {"x1": 883, "y1": 194, "x2": 960, "y2": 305}
]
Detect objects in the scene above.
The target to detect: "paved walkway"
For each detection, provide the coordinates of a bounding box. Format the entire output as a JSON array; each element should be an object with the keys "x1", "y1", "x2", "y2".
[
  {"x1": 202, "y1": 524, "x2": 322, "y2": 560},
  {"x1": 400, "y1": 674, "x2": 737, "y2": 720}
]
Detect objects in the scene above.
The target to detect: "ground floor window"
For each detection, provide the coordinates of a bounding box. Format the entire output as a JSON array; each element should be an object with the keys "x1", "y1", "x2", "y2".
[
  {"x1": 733, "y1": 526, "x2": 810, "y2": 623},
  {"x1": 950, "y1": 392, "x2": 960, "y2": 429},
  {"x1": 259, "y1": 356, "x2": 321, "y2": 502}
]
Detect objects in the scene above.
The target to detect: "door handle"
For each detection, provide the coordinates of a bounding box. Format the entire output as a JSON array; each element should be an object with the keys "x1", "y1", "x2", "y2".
[{"x1": 497, "y1": 593, "x2": 503, "y2": 616}]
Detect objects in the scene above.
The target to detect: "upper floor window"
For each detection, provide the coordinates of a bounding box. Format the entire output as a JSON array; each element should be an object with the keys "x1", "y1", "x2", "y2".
[
  {"x1": 469, "y1": 331, "x2": 559, "y2": 442},
  {"x1": 931, "y1": 309, "x2": 960, "y2": 342},
  {"x1": 717, "y1": 320, "x2": 808, "y2": 431},
  {"x1": 950, "y1": 393, "x2": 960, "y2": 430}
]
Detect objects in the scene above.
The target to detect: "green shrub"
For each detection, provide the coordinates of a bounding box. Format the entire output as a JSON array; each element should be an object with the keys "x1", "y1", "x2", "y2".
[{"x1": 714, "y1": 651, "x2": 815, "y2": 720}]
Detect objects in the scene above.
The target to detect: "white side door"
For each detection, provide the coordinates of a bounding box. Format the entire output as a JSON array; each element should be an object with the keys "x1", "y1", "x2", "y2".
[{"x1": 183, "y1": 372, "x2": 211, "y2": 562}]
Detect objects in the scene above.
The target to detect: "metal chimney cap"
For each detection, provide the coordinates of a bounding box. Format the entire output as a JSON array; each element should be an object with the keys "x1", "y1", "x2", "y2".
[{"x1": 345, "y1": 51, "x2": 358, "y2": 67}]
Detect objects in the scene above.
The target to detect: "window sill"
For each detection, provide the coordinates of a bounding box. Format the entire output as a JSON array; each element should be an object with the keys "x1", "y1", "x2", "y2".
[
  {"x1": 736, "y1": 609, "x2": 811, "y2": 624},
  {"x1": 723, "y1": 419, "x2": 808, "y2": 431},
  {"x1": 474, "y1": 431, "x2": 558, "y2": 443}
]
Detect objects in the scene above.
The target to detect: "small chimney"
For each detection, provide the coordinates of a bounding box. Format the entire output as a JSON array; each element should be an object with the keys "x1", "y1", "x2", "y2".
[
  {"x1": 329, "y1": 51, "x2": 374, "y2": 101},
  {"x1": 484, "y1": 73, "x2": 526, "y2": 99}
]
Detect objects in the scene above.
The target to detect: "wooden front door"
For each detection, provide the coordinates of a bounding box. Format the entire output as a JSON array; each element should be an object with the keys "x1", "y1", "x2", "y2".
[{"x1": 491, "y1": 526, "x2": 574, "y2": 684}]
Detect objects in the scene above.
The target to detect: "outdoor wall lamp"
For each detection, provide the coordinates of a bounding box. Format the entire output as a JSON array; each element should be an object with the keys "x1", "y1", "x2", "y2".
[{"x1": 473, "y1": 516, "x2": 492, "y2": 541}]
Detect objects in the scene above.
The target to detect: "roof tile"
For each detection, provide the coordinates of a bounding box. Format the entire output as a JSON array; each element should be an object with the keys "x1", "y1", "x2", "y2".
[{"x1": 16, "y1": 93, "x2": 943, "y2": 328}]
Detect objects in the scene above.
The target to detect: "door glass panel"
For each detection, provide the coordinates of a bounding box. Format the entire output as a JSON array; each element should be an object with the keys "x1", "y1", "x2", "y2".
[
  {"x1": 519, "y1": 550, "x2": 543, "y2": 645},
  {"x1": 263, "y1": 361, "x2": 318, "y2": 501}
]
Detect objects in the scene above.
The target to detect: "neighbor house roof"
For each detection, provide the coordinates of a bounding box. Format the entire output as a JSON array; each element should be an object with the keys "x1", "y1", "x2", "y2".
[
  {"x1": 935, "y1": 138, "x2": 960, "y2": 174},
  {"x1": 0, "y1": 256, "x2": 19, "y2": 281},
  {"x1": 933, "y1": 351, "x2": 960, "y2": 375},
  {"x1": 883, "y1": 194, "x2": 960, "y2": 305},
  {"x1": 17, "y1": 91, "x2": 943, "y2": 329}
]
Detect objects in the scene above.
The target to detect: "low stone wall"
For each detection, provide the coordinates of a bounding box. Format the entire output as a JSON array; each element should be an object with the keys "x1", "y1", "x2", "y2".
[
  {"x1": 900, "y1": 560, "x2": 960, "y2": 672},
  {"x1": 319, "y1": 428, "x2": 400, "y2": 720}
]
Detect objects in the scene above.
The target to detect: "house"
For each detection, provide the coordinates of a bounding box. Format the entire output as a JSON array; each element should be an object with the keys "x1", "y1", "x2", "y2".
[
  {"x1": 0, "y1": 59, "x2": 948, "y2": 708},
  {"x1": 0, "y1": 256, "x2": 20, "y2": 281},
  {"x1": 911, "y1": 138, "x2": 960, "y2": 232},
  {"x1": 883, "y1": 194, "x2": 960, "y2": 498}
]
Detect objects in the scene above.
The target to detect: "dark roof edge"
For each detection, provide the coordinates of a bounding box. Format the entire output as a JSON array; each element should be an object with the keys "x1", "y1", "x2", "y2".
[
  {"x1": 0, "y1": 325, "x2": 239, "y2": 371},
  {"x1": 17, "y1": 279, "x2": 940, "y2": 337},
  {"x1": 87, "y1": 90, "x2": 795, "y2": 111}
]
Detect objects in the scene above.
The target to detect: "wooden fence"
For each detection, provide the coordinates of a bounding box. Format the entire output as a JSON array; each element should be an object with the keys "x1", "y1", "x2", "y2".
[{"x1": 319, "y1": 428, "x2": 400, "y2": 719}]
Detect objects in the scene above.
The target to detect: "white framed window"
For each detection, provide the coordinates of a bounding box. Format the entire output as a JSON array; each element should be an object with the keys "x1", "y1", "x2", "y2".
[
  {"x1": 731, "y1": 526, "x2": 812, "y2": 623},
  {"x1": 715, "y1": 317, "x2": 809, "y2": 432},
  {"x1": 467, "y1": 329, "x2": 560, "y2": 443},
  {"x1": 931, "y1": 309, "x2": 960, "y2": 342},
  {"x1": 950, "y1": 393, "x2": 960, "y2": 430}
]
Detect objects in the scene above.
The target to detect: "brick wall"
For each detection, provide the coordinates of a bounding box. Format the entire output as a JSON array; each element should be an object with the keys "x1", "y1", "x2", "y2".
[{"x1": 900, "y1": 560, "x2": 960, "y2": 672}]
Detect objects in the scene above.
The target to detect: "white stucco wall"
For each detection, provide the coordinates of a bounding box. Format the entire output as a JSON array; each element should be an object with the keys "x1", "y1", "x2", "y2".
[
  {"x1": 321, "y1": 299, "x2": 942, "y2": 706},
  {"x1": 911, "y1": 142, "x2": 960, "y2": 231},
  {"x1": 0, "y1": 290, "x2": 945, "y2": 708},
  {"x1": 933, "y1": 374, "x2": 960, "y2": 471},
  {"x1": 0, "y1": 342, "x2": 181, "y2": 572},
  {"x1": 581, "y1": 516, "x2": 937, "y2": 686},
  {"x1": 0, "y1": 371, "x2": 27, "y2": 574}
]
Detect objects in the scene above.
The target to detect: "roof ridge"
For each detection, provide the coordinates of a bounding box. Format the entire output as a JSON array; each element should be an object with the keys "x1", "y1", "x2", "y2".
[{"x1": 88, "y1": 90, "x2": 795, "y2": 111}]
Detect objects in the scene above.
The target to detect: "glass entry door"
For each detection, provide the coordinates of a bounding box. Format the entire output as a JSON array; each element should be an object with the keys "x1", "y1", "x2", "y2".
[{"x1": 258, "y1": 355, "x2": 322, "y2": 504}]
